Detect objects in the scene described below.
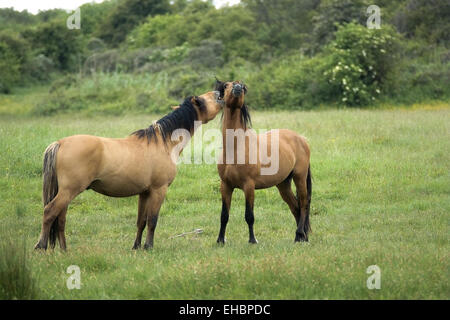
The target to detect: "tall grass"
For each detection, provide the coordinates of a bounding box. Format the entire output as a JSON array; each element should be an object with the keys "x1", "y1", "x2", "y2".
[
  {"x1": 33, "y1": 72, "x2": 177, "y2": 116},
  {"x1": 0, "y1": 234, "x2": 38, "y2": 300}
]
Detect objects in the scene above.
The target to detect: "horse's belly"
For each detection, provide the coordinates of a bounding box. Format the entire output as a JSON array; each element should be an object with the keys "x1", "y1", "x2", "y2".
[{"x1": 89, "y1": 178, "x2": 146, "y2": 197}]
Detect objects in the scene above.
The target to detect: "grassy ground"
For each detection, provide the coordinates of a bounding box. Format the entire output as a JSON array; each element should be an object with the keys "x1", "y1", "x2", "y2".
[{"x1": 0, "y1": 106, "x2": 449, "y2": 299}]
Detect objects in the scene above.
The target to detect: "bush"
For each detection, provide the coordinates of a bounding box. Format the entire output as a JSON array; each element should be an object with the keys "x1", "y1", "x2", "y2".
[
  {"x1": 83, "y1": 50, "x2": 121, "y2": 74},
  {"x1": 185, "y1": 40, "x2": 224, "y2": 69},
  {"x1": 0, "y1": 43, "x2": 21, "y2": 93},
  {"x1": 247, "y1": 23, "x2": 400, "y2": 108},
  {"x1": 246, "y1": 54, "x2": 332, "y2": 109},
  {"x1": 97, "y1": 0, "x2": 171, "y2": 46},
  {"x1": 25, "y1": 54, "x2": 54, "y2": 81},
  {"x1": 168, "y1": 67, "x2": 212, "y2": 99},
  {"x1": 323, "y1": 23, "x2": 400, "y2": 106},
  {"x1": 0, "y1": 32, "x2": 28, "y2": 92},
  {"x1": 127, "y1": 14, "x2": 187, "y2": 48},
  {"x1": 34, "y1": 73, "x2": 178, "y2": 116},
  {"x1": 24, "y1": 21, "x2": 83, "y2": 71}
]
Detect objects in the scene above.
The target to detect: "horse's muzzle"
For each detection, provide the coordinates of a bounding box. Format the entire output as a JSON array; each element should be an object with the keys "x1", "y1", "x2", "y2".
[{"x1": 232, "y1": 84, "x2": 243, "y2": 97}]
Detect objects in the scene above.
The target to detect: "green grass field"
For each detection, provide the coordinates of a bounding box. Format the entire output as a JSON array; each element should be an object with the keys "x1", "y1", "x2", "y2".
[{"x1": 0, "y1": 106, "x2": 449, "y2": 299}]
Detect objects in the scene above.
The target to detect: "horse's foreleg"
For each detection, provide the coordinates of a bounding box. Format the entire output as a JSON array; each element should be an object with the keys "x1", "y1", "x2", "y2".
[
  {"x1": 217, "y1": 181, "x2": 234, "y2": 244},
  {"x1": 143, "y1": 185, "x2": 167, "y2": 250},
  {"x1": 243, "y1": 182, "x2": 257, "y2": 244},
  {"x1": 133, "y1": 192, "x2": 149, "y2": 249}
]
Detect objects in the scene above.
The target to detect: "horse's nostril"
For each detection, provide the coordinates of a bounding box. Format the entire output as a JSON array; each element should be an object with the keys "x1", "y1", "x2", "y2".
[{"x1": 232, "y1": 84, "x2": 242, "y2": 97}]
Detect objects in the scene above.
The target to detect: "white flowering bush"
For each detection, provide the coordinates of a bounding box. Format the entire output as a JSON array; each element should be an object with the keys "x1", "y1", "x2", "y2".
[{"x1": 324, "y1": 23, "x2": 398, "y2": 106}]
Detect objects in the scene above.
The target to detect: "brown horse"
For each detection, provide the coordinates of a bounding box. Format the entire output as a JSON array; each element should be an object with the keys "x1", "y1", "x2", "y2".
[
  {"x1": 215, "y1": 80, "x2": 312, "y2": 243},
  {"x1": 34, "y1": 91, "x2": 223, "y2": 251}
]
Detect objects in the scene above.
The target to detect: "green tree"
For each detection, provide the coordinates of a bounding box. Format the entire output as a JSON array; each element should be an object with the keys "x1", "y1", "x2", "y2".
[
  {"x1": 0, "y1": 32, "x2": 29, "y2": 92},
  {"x1": 309, "y1": 0, "x2": 367, "y2": 53},
  {"x1": 24, "y1": 21, "x2": 83, "y2": 71},
  {"x1": 97, "y1": 0, "x2": 170, "y2": 46},
  {"x1": 393, "y1": 0, "x2": 450, "y2": 45},
  {"x1": 242, "y1": 0, "x2": 320, "y2": 54}
]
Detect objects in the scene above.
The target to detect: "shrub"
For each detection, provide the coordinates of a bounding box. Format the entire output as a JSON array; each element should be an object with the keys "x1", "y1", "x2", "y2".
[
  {"x1": 127, "y1": 14, "x2": 187, "y2": 48},
  {"x1": 323, "y1": 22, "x2": 400, "y2": 106},
  {"x1": 247, "y1": 23, "x2": 400, "y2": 108},
  {"x1": 0, "y1": 32, "x2": 28, "y2": 92},
  {"x1": 246, "y1": 54, "x2": 332, "y2": 109},
  {"x1": 24, "y1": 21, "x2": 83, "y2": 71},
  {"x1": 97, "y1": 0, "x2": 171, "y2": 46},
  {"x1": 0, "y1": 43, "x2": 21, "y2": 93},
  {"x1": 185, "y1": 40, "x2": 224, "y2": 69},
  {"x1": 25, "y1": 54, "x2": 55, "y2": 81},
  {"x1": 83, "y1": 50, "x2": 121, "y2": 74}
]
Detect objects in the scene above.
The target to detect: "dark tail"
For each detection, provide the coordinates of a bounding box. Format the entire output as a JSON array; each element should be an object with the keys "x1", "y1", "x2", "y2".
[
  {"x1": 305, "y1": 165, "x2": 312, "y2": 234},
  {"x1": 42, "y1": 142, "x2": 60, "y2": 248}
]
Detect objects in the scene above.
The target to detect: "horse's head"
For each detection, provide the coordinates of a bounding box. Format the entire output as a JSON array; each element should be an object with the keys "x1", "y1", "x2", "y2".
[
  {"x1": 172, "y1": 91, "x2": 223, "y2": 124},
  {"x1": 215, "y1": 79, "x2": 247, "y2": 109}
]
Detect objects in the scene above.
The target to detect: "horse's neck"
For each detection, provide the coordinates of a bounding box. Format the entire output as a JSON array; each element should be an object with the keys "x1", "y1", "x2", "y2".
[
  {"x1": 222, "y1": 108, "x2": 244, "y2": 133},
  {"x1": 164, "y1": 124, "x2": 197, "y2": 160},
  {"x1": 221, "y1": 108, "x2": 246, "y2": 161}
]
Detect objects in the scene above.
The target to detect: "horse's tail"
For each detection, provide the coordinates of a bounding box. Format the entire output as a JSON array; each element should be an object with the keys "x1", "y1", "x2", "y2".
[
  {"x1": 305, "y1": 164, "x2": 312, "y2": 233},
  {"x1": 43, "y1": 141, "x2": 60, "y2": 248}
]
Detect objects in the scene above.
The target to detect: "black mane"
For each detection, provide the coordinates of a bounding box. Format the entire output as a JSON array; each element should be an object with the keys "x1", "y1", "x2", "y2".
[
  {"x1": 240, "y1": 103, "x2": 252, "y2": 129},
  {"x1": 215, "y1": 79, "x2": 252, "y2": 129},
  {"x1": 132, "y1": 96, "x2": 199, "y2": 142}
]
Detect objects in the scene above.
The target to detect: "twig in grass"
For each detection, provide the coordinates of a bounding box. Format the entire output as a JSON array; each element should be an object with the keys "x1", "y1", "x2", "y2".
[{"x1": 169, "y1": 229, "x2": 203, "y2": 239}]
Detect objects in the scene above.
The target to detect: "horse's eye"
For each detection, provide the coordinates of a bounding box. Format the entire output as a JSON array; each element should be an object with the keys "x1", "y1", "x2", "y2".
[{"x1": 223, "y1": 83, "x2": 228, "y2": 88}]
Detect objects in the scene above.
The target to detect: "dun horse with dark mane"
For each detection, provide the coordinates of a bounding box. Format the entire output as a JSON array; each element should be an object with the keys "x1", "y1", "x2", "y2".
[
  {"x1": 34, "y1": 91, "x2": 223, "y2": 251},
  {"x1": 215, "y1": 80, "x2": 312, "y2": 243}
]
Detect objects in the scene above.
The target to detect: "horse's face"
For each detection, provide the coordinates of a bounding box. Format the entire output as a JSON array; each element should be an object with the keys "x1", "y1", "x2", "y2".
[
  {"x1": 193, "y1": 91, "x2": 224, "y2": 123},
  {"x1": 216, "y1": 80, "x2": 247, "y2": 109}
]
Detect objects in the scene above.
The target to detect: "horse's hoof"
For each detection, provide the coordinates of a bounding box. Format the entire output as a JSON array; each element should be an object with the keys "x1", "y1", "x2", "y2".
[
  {"x1": 249, "y1": 238, "x2": 258, "y2": 244},
  {"x1": 216, "y1": 237, "x2": 226, "y2": 245},
  {"x1": 143, "y1": 244, "x2": 153, "y2": 250},
  {"x1": 294, "y1": 236, "x2": 308, "y2": 243},
  {"x1": 132, "y1": 243, "x2": 141, "y2": 250},
  {"x1": 34, "y1": 242, "x2": 46, "y2": 250}
]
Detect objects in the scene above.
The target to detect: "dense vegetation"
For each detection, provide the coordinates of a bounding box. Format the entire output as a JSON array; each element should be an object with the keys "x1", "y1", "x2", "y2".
[{"x1": 0, "y1": 0, "x2": 449, "y2": 114}]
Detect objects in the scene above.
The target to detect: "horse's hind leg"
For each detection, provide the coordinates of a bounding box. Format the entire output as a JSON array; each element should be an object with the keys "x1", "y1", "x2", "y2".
[
  {"x1": 293, "y1": 172, "x2": 310, "y2": 242},
  {"x1": 132, "y1": 192, "x2": 149, "y2": 249},
  {"x1": 276, "y1": 177, "x2": 300, "y2": 226},
  {"x1": 35, "y1": 190, "x2": 73, "y2": 250},
  {"x1": 57, "y1": 205, "x2": 68, "y2": 250}
]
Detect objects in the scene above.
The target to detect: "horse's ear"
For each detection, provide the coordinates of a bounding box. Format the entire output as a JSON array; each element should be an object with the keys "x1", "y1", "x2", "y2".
[
  {"x1": 191, "y1": 96, "x2": 206, "y2": 111},
  {"x1": 191, "y1": 96, "x2": 200, "y2": 106},
  {"x1": 171, "y1": 105, "x2": 180, "y2": 110},
  {"x1": 214, "y1": 77, "x2": 224, "y2": 90},
  {"x1": 243, "y1": 84, "x2": 248, "y2": 94}
]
